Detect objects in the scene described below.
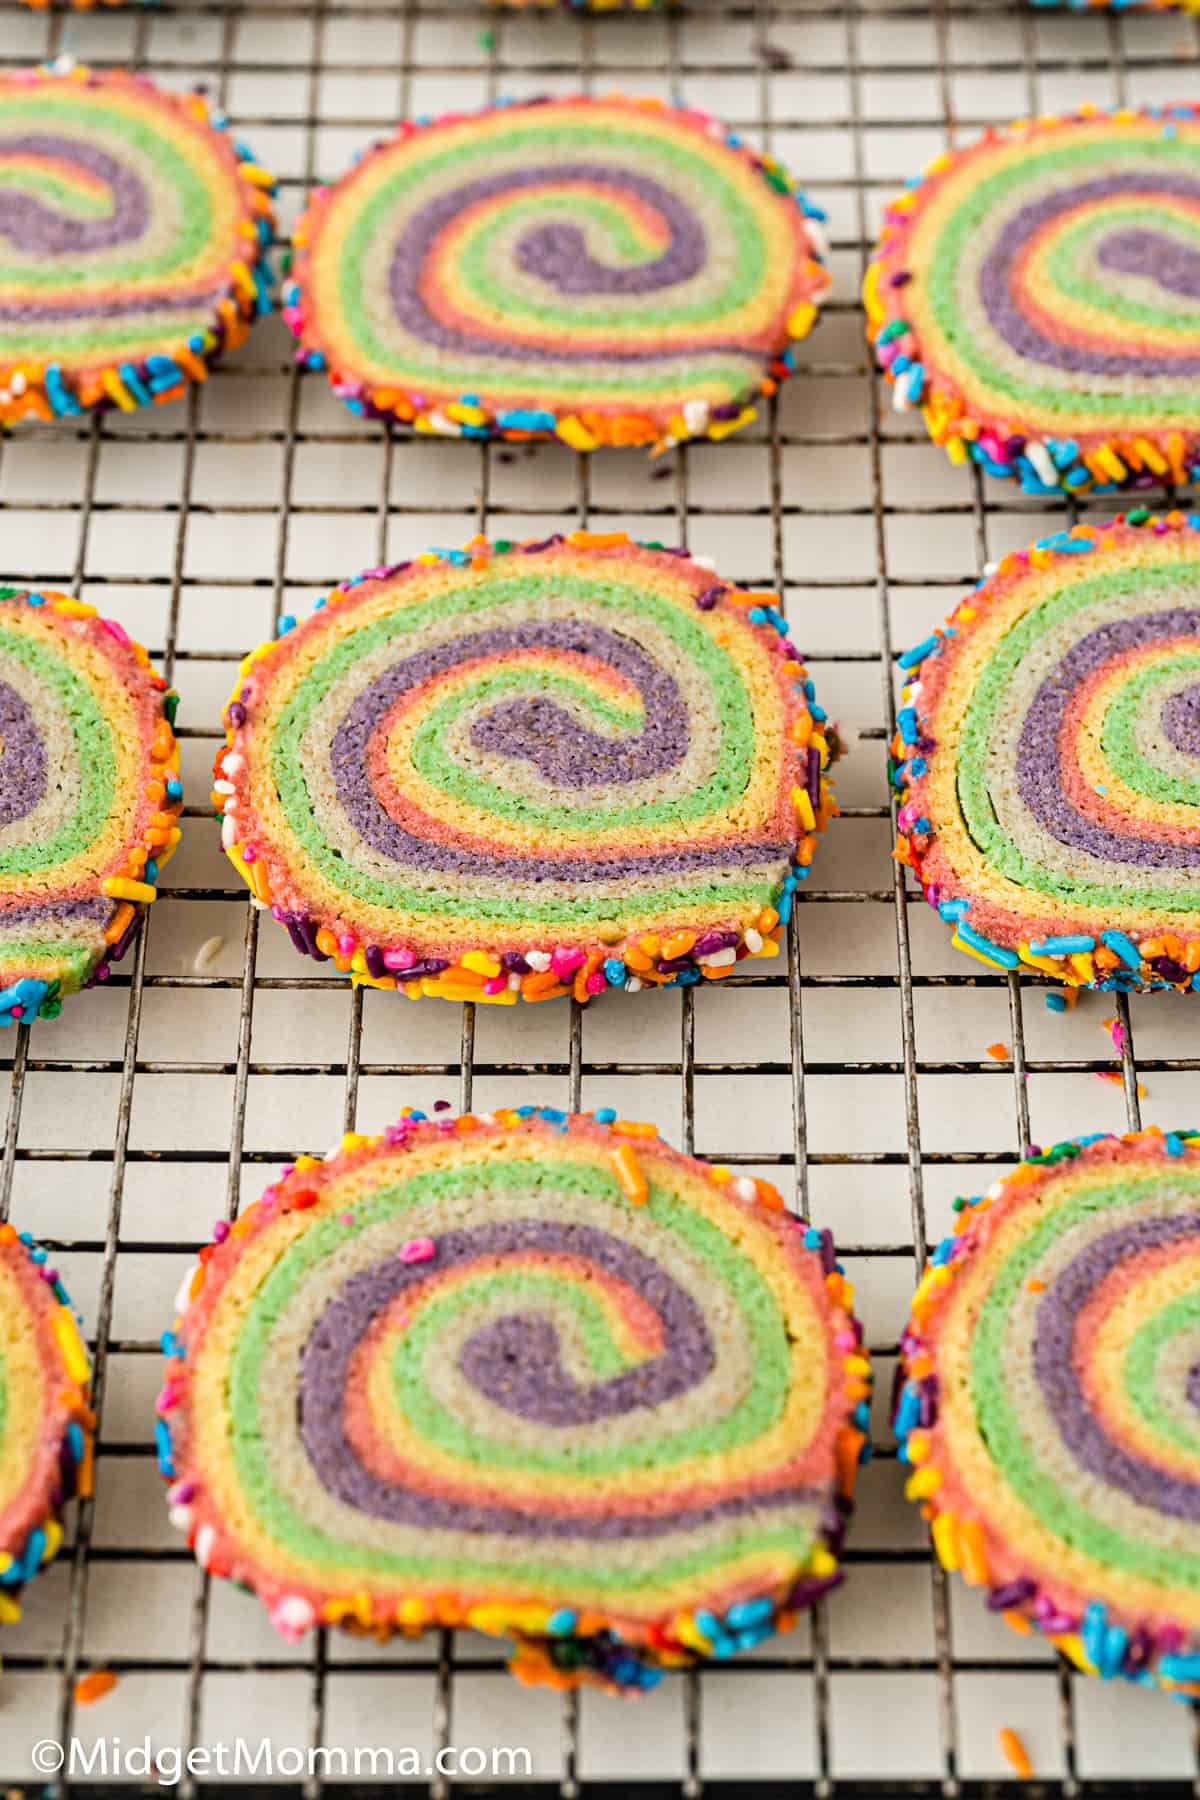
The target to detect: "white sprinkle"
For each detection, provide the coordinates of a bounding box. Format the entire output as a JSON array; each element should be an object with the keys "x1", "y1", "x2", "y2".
[
  {"x1": 220, "y1": 751, "x2": 244, "y2": 776},
  {"x1": 10, "y1": 372, "x2": 26, "y2": 397},
  {"x1": 625, "y1": 976, "x2": 643, "y2": 994},
  {"x1": 168, "y1": 1504, "x2": 194, "y2": 1534},
  {"x1": 697, "y1": 945, "x2": 737, "y2": 968},
  {"x1": 212, "y1": 779, "x2": 236, "y2": 796},
  {"x1": 220, "y1": 815, "x2": 237, "y2": 849},
  {"x1": 525, "y1": 950, "x2": 552, "y2": 973},
  {"x1": 733, "y1": 1177, "x2": 759, "y2": 1202},
  {"x1": 683, "y1": 399, "x2": 710, "y2": 435},
  {"x1": 194, "y1": 1524, "x2": 217, "y2": 1571},
  {"x1": 192, "y1": 936, "x2": 225, "y2": 975},
  {"x1": 173, "y1": 1267, "x2": 199, "y2": 1315},
  {"x1": 1025, "y1": 440, "x2": 1059, "y2": 489},
  {"x1": 744, "y1": 928, "x2": 764, "y2": 955}
]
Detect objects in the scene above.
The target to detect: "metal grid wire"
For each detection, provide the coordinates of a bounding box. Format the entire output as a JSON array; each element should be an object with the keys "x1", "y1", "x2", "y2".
[{"x1": 0, "y1": 0, "x2": 1198, "y2": 1791}]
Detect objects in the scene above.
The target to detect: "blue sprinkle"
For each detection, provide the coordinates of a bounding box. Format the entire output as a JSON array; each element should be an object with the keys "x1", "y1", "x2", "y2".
[
  {"x1": 1029, "y1": 934, "x2": 1095, "y2": 956},
  {"x1": 898, "y1": 634, "x2": 939, "y2": 670},
  {"x1": 165, "y1": 778, "x2": 184, "y2": 801},
  {"x1": 1045, "y1": 992, "x2": 1067, "y2": 1013},
  {"x1": 546, "y1": 1609, "x2": 577, "y2": 1635},
  {"x1": 1099, "y1": 929, "x2": 1143, "y2": 972},
  {"x1": 155, "y1": 1420, "x2": 176, "y2": 1480},
  {"x1": 955, "y1": 923, "x2": 1019, "y2": 969},
  {"x1": 937, "y1": 898, "x2": 969, "y2": 922},
  {"x1": 593, "y1": 1107, "x2": 617, "y2": 1123},
  {"x1": 802, "y1": 1227, "x2": 822, "y2": 1248},
  {"x1": 603, "y1": 959, "x2": 626, "y2": 987},
  {"x1": 539, "y1": 1107, "x2": 567, "y2": 1124},
  {"x1": 725, "y1": 1597, "x2": 773, "y2": 1631},
  {"x1": 1165, "y1": 1133, "x2": 1186, "y2": 1158}
]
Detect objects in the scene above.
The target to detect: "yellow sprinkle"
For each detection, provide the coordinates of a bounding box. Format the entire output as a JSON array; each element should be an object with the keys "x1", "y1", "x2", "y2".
[
  {"x1": 461, "y1": 950, "x2": 501, "y2": 978},
  {"x1": 931, "y1": 1512, "x2": 959, "y2": 1571},
  {"x1": 556, "y1": 416, "x2": 598, "y2": 452},
  {"x1": 787, "y1": 302, "x2": 818, "y2": 337},
  {"x1": 52, "y1": 1309, "x2": 90, "y2": 1386},
  {"x1": 905, "y1": 1466, "x2": 942, "y2": 1500},
  {"x1": 102, "y1": 877, "x2": 157, "y2": 905},
  {"x1": 791, "y1": 785, "x2": 817, "y2": 832},
  {"x1": 101, "y1": 369, "x2": 137, "y2": 413}
]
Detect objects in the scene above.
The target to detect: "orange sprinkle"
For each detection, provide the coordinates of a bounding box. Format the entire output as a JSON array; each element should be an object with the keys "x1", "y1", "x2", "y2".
[
  {"x1": 610, "y1": 1142, "x2": 648, "y2": 1206},
  {"x1": 75, "y1": 1670, "x2": 119, "y2": 1706},
  {"x1": 998, "y1": 1727, "x2": 1034, "y2": 1780},
  {"x1": 986, "y1": 1043, "x2": 1010, "y2": 1061}
]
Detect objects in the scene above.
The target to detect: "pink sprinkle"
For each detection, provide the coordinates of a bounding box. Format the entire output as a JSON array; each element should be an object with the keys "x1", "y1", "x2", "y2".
[
  {"x1": 242, "y1": 846, "x2": 256, "y2": 863},
  {"x1": 400, "y1": 1236, "x2": 436, "y2": 1264},
  {"x1": 339, "y1": 1212, "x2": 355, "y2": 1225},
  {"x1": 213, "y1": 1220, "x2": 231, "y2": 1243},
  {"x1": 100, "y1": 617, "x2": 131, "y2": 646},
  {"x1": 483, "y1": 976, "x2": 507, "y2": 995},
  {"x1": 551, "y1": 945, "x2": 586, "y2": 980},
  {"x1": 337, "y1": 934, "x2": 356, "y2": 956},
  {"x1": 9, "y1": 1005, "x2": 23, "y2": 1020},
  {"x1": 383, "y1": 947, "x2": 416, "y2": 971},
  {"x1": 585, "y1": 972, "x2": 606, "y2": 994}
]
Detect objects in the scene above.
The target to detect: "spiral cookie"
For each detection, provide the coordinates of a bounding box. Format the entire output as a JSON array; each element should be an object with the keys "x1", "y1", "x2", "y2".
[
  {"x1": 0, "y1": 64, "x2": 275, "y2": 425},
  {"x1": 214, "y1": 533, "x2": 838, "y2": 1006},
  {"x1": 865, "y1": 106, "x2": 1200, "y2": 493},
  {"x1": 0, "y1": 1222, "x2": 92, "y2": 1628},
  {"x1": 893, "y1": 512, "x2": 1200, "y2": 993},
  {"x1": 897, "y1": 1127, "x2": 1200, "y2": 1693},
  {"x1": 157, "y1": 1107, "x2": 869, "y2": 1691},
  {"x1": 0, "y1": 587, "x2": 183, "y2": 1026},
  {"x1": 284, "y1": 95, "x2": 830, "y2": 453}
]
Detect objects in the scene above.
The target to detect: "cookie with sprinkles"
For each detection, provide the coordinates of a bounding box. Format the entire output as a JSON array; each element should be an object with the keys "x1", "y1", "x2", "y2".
[
  {"x1": 0, "y1": 63, "x2": 275, "y2": 425},
  {"x1": 865, "y1": 106, "x2": 1200, "y2": 494},
  {"x1": 893, "y1": 513, "x2": 1200, "y2": 993},
  {"x1": 214, "y1": 533, "x2": 838, "y2": 1006},
  {"x1": 283, "y1": 94, "x2": 830, "y2": 453},
  {"x1": 157, "y1": 1107, "x2": 869, "y2": 1692},
  {"x1": 0, "y1": 587, "x2": 183, "y2": 1025},
  {"x1": 0, "y1": 1222, "x2": 92, "y2": 1629},
  {"x1": 897, "y1": 1127, "x2": 1200, "y2": 1694}
]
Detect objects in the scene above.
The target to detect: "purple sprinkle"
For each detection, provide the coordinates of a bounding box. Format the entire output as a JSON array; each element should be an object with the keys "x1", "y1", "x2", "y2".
[
  {"x1": 227, "y1": 702, "x2": 247, "y2": 727},
  {"x1": 695, "y1": 585, "x2": 727, "y2": 611}
]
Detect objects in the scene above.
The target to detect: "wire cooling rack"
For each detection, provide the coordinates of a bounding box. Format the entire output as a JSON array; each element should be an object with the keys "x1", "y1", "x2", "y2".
[{"x1": 0, "y1": 0, "x2": 1199, "y2": 1792}]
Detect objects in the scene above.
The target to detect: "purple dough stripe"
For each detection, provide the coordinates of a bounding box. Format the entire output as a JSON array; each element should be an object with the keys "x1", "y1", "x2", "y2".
[
  {"x1": 327, "y1": 618, "x2": 788, "y2": 878},
  {"x1": 979, "y1": 172, "x2": 1200, "y2": 377},
  {"x1": 1015, "y1": 607, "x2": 1200, "y2": 868},
  {"x1": 387, "y1": 163, "x2": 745, "y2": 367},
  {"x1": 1034, "y1": 1211, "x2": 1200, "y2": 1520},
  {"x1": 0, "y1": 677, "x2": 46, "y2": 827},
  {"x1": 0, "y1": 133, "x2": 147, "y2": 257},
  {"x1": 298, "y1": 1218, "x2": 815, "y2": 1539}
]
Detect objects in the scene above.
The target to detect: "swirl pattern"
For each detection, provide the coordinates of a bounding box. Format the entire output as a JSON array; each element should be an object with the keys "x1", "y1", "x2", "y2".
[
  {"x1": 0, "y1": 64, "x2": 275, "y2": 424},
  {"x1": 865, "y1": 107, "x2": 1200, "y2": 492},
  {"x1": 0, "y1": 1221, "x2": 92, "y2": 1628},
  {"x1": 157, "y1": 1108, "x2": 869, "y2": 1690},
  {"x1": 897, "y1": 1128, "x2": 1200, "y2": 1693},
  {"x1": 0, "y1": 587, "x2": 183, "y2": 1025},
  {"x1": 215, "y1": 534, "x2": 838, "y2": 1005},
  {"x1": 893, "y1": 513, "x2": 1200, "y2": 993},
  {"x1": 284, "y1": 95, "x2": 831, "y2": 452}
]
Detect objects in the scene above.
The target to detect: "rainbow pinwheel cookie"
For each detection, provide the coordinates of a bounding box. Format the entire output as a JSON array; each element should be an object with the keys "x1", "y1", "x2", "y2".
[
  {"x1": 0, "y1": 587, "x2": 183, "y2": 1026},
  {"x1": 865, "y1": 106, "x2": 1200, "y2": 494},
  {"x1": 0, "y1": 64, "x2": 275, "y2": 424},
  {"x1": 0, "y1": 1222, "x2": 92, "y2": 1627},
  {"x1": 213, "y1": 534, "x2": 839, "y2": 1005},
  {"x1": 283, "y1": 94, "x2": 830, "y2": 454},
  {"x1": 156, "y1": 1107, "x2": 870, "y2": 1693},
  {"x1": 893, "y1": 513, "x2": 1200, "y2": 993},
  {"x1": 897, "y1": 1127, "x2": 1200, "y2": 1695}
]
